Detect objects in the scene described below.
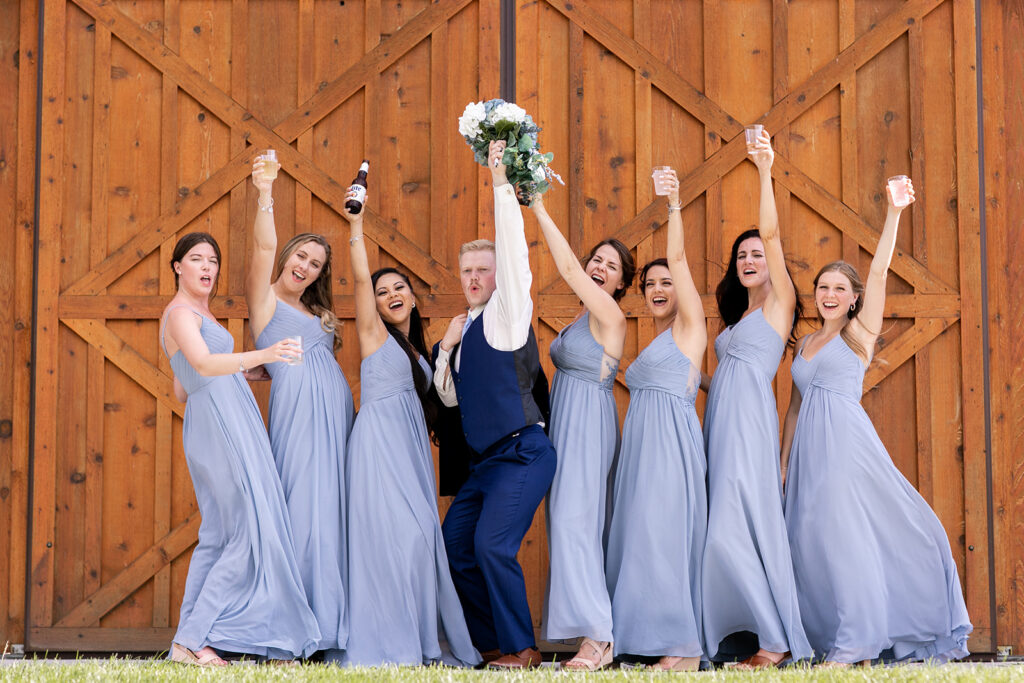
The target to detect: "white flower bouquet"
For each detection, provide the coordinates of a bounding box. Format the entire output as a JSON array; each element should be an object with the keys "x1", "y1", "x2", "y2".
[{"x1": 458, "y1": 99, "x2": 563, "y2": 205}]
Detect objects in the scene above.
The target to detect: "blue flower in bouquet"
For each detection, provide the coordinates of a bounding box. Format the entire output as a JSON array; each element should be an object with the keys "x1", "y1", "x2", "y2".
[{"x1": 458, "y1": 99, "x2": 563, "y2": 205}]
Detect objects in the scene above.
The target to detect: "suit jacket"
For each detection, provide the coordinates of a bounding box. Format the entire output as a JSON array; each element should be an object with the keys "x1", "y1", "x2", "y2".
[{"x1": 430, "y1": 339, "x2": 550, "y2": 496}]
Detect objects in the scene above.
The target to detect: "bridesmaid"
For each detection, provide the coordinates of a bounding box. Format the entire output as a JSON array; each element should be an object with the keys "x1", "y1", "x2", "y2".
[
  {"x1": 781, "y1": 177, "x2": 972, "y2": 664},
  {"x1": 530, "y1": 196, "x2": 635, "y2": 670},
  {"x1": 605, "y1": 169, "x2": 708, "y2": 671},
  {"x1": 701, "y1": 129, "x2": 810, "y2": 667},
  {"x1": 246, "y1": 157, "x2": 355, "y2": 659},
  {"x1": 339, "y1": 190, "x2": 480, "y2": 667},
  {"x1": 161, "y1": 232, "x2": 320, "y2": 666}
]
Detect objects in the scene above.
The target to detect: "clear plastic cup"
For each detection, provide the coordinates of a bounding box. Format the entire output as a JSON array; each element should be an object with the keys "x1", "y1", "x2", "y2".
[
  {"x1": 744, "y1": 125, "x2": 764, "y2": 147},
  {"x1": 261, "y1": 149, "x2": 280, "y2": 181},
  {"x1": 887, "y1": 175, "x2": 912, "y2": 207},
  {"x1": 652, "y1": 166, "x2": 673, "y2": 196},
  {"x1": 285, "y1": 335, "x2": 303, "y2": 365}
]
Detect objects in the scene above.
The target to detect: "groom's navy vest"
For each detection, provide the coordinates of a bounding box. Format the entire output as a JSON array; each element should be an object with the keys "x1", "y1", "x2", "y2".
[{"x1": 451, "y1": 313, "x2": 543, "y2": 454}]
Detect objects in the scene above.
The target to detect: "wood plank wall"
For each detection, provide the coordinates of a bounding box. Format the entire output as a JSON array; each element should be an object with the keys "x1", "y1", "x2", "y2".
[
  {"x1": 0, "y1": 0, "x2": 38, "y2": 652},
  {"x1": 0, "y1": 0, "x2": 1021, "y2": 655},
  {"x1": 982, "y1": 0, "x2": 1024, "y2": 656}
]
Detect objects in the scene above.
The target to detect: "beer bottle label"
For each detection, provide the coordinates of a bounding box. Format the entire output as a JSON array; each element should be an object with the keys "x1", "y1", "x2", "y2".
[{"x1": 348, "y1": 184, "x2": 367, "y2": 204}]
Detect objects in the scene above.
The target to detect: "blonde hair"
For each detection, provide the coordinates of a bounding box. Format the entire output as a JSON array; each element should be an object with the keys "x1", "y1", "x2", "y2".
[
  {"x1": 274, "y1": 233, "x2": 342, "y2": 351},
  {"x1": 459, "y1": 239, "x2": 496, "y2": 258},
  {"x1": 813, "y1": 261, "x2": 870, "y2": 361}
]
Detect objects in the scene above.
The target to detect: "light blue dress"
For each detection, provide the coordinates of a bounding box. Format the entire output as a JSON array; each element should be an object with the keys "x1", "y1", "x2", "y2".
[
  {"x1": 605, "y1": 329, "x2": 706, "y2": 658},
  {"x1": 256, "y1": 302, "x2": 355, "y2": 656},
  {"x1": 163, "y1": 308, "x2": 320, "y2": 660},
  {"x1": 702, "y1": 309, "x2": 811, "y2": 661},
  {"x1": 786, "y1": 335, "x2": 972, "y2": 663},
  {"x1": 340, "y1": 335, "x2": 480, "y2": 667},
  {"x1": 542, "y1": 313, "x2": 619, "y2": 643}
]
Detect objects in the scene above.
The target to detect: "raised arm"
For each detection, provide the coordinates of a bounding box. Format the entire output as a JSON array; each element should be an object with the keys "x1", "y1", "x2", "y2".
[
  {"x1": 849, "y1": 178, "x2": 915, "y2": 363},
  {"x1": 662, "y1": 169, "x2": 707, "y2": 366},
  {"x1": 344, "y1": 192, "x2": 389, "y2": 359},
  {"x1": 486, "y1": 140, "x2": 534, "y2": 351},
  {"x1": 749, "y1": 130, "x2": 797, "y2": 338},
  {"x1": 530, "y1": 196, "x2": 625, "y2": 356},
  {"x1": 245, "y1": 157, "x2": 279, "y2": 339},
  {"x1": 164, "y1": 307, "x2": 296, "y2": 377}
]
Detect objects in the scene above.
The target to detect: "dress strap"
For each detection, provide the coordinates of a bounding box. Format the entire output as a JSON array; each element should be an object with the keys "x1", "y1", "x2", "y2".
[{"x1": 159, "y1": 304, "x2": 205, "y2": 359}]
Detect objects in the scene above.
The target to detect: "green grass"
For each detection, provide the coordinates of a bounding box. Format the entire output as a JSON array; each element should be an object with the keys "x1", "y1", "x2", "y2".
[{"x1": 0, "y1": 658, "x2": 1021, "y2": 683}]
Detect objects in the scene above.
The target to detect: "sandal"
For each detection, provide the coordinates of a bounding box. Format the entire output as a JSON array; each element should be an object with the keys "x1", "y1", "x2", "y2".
[
  {"x1": 651, "y1": 655, "x2": 700, "y2": 671},
  {"x1": 561, "y1": 638, "x2": 613, "y2": 671},
  {"x1": 169, "y1": 643, "x2": 228, "y2": 667},
  {"x1": 734, "y1": 650, "x2": 790, "y2": 670}
]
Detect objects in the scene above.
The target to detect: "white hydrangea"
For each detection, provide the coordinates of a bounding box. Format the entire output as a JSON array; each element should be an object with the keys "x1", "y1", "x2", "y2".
[
  {"x1": 488, "y1": 102, "x2": 527, "y2": 125},
  {"x1": 458, "y1": 101, "x2": 486, "y2": 138}
]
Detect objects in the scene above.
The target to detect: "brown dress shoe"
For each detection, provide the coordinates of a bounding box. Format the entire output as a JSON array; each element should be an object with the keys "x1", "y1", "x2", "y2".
[
  {"x1": 487, "y1": 647, "x2": 542, "y2": 669},
  {"x1": 479, "y1": 649, "x2": 502, "y2": 664}
]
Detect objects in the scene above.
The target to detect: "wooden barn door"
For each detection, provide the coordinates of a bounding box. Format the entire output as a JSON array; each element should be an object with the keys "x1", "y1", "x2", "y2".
[
  {"x1": 29, "y1": 0, "x2": 993, "y2": 654},
  {"x1": 30, "y1": 0, "x2": 503, "y2": 651},
  {"x1": 515, "y1": 0, "x2": 992, "y2": 652}
]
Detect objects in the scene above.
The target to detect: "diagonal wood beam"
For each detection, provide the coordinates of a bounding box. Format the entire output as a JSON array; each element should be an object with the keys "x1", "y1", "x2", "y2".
[
  {"x1": 273, "y1": 0, "x2": 475, "y2": 142},
  {"x1": 69, "y1": 0, "x2": 457, "y2": 292},
  {"x1": 62, "y1": 319, "x2": 184, "y2": 418},
  {"x1": 773, "y1": 155, "x2": 953, "y2": 294},
  {"x1": 56, "y1": 513, "x2": 200, "y2": 627},
  {"x1": 543, "y1": 0, "x2": 742, "y2": 137},
  {"x1": 542, "y1": 0, "x2": 946, "y2": 293},
  {"x1": 863, "y1": 316, "x2": 956, "y2": 392}
]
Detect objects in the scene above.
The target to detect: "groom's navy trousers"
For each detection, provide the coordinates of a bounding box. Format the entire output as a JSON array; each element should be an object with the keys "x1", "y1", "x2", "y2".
[{"x1": 441, "y1": 424, "x2": 556, "y2": 654}]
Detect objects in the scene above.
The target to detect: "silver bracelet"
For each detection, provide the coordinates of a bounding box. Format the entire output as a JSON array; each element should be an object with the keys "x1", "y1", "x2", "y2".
[
  {"x1": 349, "y1": 234, "x2": 363, "y2": 245},
  {"x1": 257, "y1": 197, "x2": 274, "y2": 214},
  {"x1": 238, "y1": 356, "x2": 246, "y2": 373},
  {"x1": 667, "y1": 203, "x2": 682, "y2": 213}
]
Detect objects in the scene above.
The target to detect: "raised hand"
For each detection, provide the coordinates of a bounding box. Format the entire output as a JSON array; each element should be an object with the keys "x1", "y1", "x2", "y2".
[
  {"x1": 660, "y1": 167, "x2": 681, "y2": 206},
  {"x1": 489, "y1": 140, "x2": 509, "y2": 186},
  {"x1": 342, "y1": 186, "x2": 366, "y2": 224},
  {"x1": 251, "y1": 156, "x2": 275, "y2": 195},
  {"x1": 885, "y1": 177, "x2": 916, "y2": 210},
  {"x1": 748, "y1": 129, "x2": 774, "y2": 173}
]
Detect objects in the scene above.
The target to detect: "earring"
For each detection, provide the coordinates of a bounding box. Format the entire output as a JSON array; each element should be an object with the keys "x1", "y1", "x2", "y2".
[
  {"x1": 411, "y1": 302, "x2": 416, "y2": 308},
  {"x1": 175, "y1": 268, "x2": 181, "y2": 275},
  {"x1": 850, "y1": 303, "x2": 855, "y2": 311}
]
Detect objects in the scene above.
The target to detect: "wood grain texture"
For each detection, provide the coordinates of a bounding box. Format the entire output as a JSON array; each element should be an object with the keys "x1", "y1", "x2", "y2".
[{"x1": 12, "y1": 0, "x2": 1009, "y2": 652}]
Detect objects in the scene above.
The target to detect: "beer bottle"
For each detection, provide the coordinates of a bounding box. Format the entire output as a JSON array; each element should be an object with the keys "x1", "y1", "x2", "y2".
[{"x1": 345, "y1": 160, "x2": 369, "y2": 214}]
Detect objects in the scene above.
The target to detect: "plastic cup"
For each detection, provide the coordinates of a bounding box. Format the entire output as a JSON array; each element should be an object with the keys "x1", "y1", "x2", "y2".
[
  {"x1": 261, "y1": 149, "x2": 280, "y2": 181},
  {"x1": 286, "y1": 335, "x2": 303, "y2": 365},
  {"x1": 887, "y1": 175, "x2": 912, "y2": 208},
  {"x1": 744, "y1": 125, "x2": 764, "y2": 147},
  {"x1": 652, "y1": 166, "x2": 673, "y2": 196}
]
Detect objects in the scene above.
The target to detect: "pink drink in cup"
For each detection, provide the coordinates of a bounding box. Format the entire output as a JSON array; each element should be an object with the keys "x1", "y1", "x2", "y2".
[
  {"x1": 887, "y1": 175, "x2": 912, "y2": 208},
  {"x1": 652, "y1": 166, "x2": 672, "y2": 196}
]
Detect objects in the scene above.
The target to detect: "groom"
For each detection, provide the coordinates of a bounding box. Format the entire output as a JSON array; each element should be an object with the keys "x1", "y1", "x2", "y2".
[{"x1": 433, "y1": 140, "x2": 557, "y2": 669}]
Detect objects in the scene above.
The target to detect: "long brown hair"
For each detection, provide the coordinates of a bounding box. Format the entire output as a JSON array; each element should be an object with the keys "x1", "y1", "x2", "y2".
[
  {"x1": 812, "y1": 261, "x2": 869, "y2": 360},
  {"x1": 274, "y1": 233, "x2": 341, "y2": 350}
]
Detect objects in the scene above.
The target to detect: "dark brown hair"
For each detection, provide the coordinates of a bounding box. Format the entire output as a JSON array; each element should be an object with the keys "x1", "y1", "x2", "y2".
[
  {"x1": 171, "y1": 232, "x2": 222, "y2": 297},
  {"x1": 582, "y1": 238, "x2": 636, "y2": 301},
  {"x1": 371, "y1": 268, "x2": 436, "y2": 430},
  {"x1": 715, "y1": 229, "x2": 802, "y2": 347},
  {"x1": 638, "y1": 257, "x2": 670, "y2": 294}
]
